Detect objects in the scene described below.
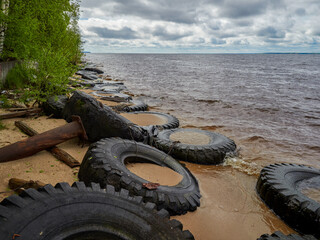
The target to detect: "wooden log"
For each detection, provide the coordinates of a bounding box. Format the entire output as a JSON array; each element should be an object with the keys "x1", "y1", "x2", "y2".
[
  {"x1": 14, "y1": 121, "x2": 81, "y2": 168},
  {"x1": 7, "y1": 107, "x2": 30, "y2": 112},
  {"x1": 0, "y1": 108, "x2": 42, "y2": 119},
  {"x1": 8, "y1": 178, "x2": 46, "y2": 191}
]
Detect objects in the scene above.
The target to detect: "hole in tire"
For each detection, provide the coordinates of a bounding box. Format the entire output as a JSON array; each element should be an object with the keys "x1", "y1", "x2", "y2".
[
  {"x1": 297, "y1": 176, "x2": 320, "y2": 203},
  {"x1": 65, "y1": 231, "x2": 123, "y2": 240},
  {"x1": 120, "y1": 113, "x2": 168, "y2": 126},
  {"x1": 125, "y1": 157, "x2": 183, "y2": 186},
  {"x1": 170, "y1": 131, "x2": 211, "y2": 145}
]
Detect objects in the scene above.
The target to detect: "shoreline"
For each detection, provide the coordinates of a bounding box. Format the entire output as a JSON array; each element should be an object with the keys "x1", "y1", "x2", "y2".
[{"x1": 0, "y1": 64, "x2": 298, "y2": 239}]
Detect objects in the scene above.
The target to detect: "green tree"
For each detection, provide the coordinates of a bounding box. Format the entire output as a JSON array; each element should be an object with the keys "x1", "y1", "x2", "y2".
[{"x1": 0, "y1": 0, "x2": 82, "y2": 102}]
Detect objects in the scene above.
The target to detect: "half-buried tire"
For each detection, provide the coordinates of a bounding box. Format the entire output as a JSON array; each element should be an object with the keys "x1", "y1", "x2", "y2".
[
  {"x1": 114, "y1": 99, "x2": 148, "y2": 112},
  {"x1": 153, "y1": 128, "x2": 237, "y2": 165},
  {"x1": 256, "y1": 163, "x2": 320, "y2": 237},
  {"x1": 257, "y1": 231, "x2": 317, "y2": 240},
  {"x1": 78, "y1": 138, "x2": 201, "y2": 215},
  {"x1": 121, "y1": 111, "x2": 179, "y2": 130},
  {"x1": 0, "y1": 182, "x2": 194, "y2": 240}
]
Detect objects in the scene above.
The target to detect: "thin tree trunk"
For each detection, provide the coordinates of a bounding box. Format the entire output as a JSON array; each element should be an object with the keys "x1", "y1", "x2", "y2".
[{"x1": 0, "y1": 0, "x2": 10, "y2": 56}]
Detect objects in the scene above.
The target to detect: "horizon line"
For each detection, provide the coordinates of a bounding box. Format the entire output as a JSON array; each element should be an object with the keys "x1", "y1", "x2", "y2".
[{"x1": 83, "y1": 52, "x2": 320, "y2": 54}]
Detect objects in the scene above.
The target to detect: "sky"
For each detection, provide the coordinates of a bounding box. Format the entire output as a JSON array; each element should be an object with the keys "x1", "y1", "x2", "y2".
[{"x1": 79, "y1": 0, "x2": 320, "y2": 53}]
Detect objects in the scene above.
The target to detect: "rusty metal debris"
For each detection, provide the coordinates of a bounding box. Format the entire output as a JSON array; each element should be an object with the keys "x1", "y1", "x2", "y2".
[
  {"x1": 142, "y1": 182, "x2": 160, "y2": 190},
  {"x1": 0, "y1": 115, "x2": 87, "y2": 163},
  {"x1": 14, "y1": 121, "x2": 80, "y2": 168}
]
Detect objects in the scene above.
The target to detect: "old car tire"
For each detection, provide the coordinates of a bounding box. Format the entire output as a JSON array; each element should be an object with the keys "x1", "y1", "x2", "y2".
[
  {"x1": 257, "y1": 231, "x2": 317, "y2": 240},
  {"x1": 0, "y1": 182, "x2": 194, "y2": 240},
  {"x1": 153, "y1": 128, "x2": 237, "y2": 165},
  {"x1": 256, "y1": 163, "x2": 320, "y2": 237},
  {"x1": 78, "y1": 138, "x2": 201, "y2": 215}
]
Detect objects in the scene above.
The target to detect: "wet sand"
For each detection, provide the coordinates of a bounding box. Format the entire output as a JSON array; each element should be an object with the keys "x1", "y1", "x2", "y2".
[
  {"x1": 127, "y1": 163, "x2": 182, "y2": 186},
  {"x1": 174, "y1": 164, "x2": 294, "y2": 239},
  {"x1": 170, "y1": 131, "x2": 211, "y2": 145},
  {"x1": 120, "y1": 112, "x2": 168, "y2": 126}
]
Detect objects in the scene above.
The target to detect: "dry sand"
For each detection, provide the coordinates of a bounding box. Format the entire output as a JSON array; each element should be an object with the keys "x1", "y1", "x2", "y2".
[{"x1": 0, "y1": 113, "x2": 89, "y2": 201}]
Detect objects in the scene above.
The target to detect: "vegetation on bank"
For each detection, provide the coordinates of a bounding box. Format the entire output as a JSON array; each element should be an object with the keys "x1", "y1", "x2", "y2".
[{"x1": 0, "y1": 0, "x2": 82, "y2": 103}]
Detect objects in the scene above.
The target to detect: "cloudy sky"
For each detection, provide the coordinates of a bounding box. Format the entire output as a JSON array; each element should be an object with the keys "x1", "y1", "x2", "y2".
[{"x1": 79, "y1": 0, "x2": 320, "y2": 53}]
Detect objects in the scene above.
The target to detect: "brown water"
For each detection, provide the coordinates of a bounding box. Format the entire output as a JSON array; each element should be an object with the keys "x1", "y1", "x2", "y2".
[{"x1": 85, "y1": 54, "x2": 320, "y2": 239}]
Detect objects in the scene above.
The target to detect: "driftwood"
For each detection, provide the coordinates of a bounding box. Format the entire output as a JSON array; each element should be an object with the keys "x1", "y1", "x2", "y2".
[
  {"x1": 9, "y1": 178, "x2": 46, "y2": 192},
  {"x1": 14, "y1": 121, "x2": 81, "y2": 168},
  {"x1": 7, "y1": 107, "x2": 30, "y2": 112},
  {"x1": 0, "y1": 108, "x2": 42, "y2": 119}
]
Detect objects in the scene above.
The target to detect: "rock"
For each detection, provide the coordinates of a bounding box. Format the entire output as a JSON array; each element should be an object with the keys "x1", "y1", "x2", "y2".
[
  {"x1": 42, "y1": 95, "x2": 68, "y2": 118},
  {"x1": 84, "y1": 67, "x2": 104, "y2": 74},
  {"x1": 76, "y1": 70, "x2": 99, "y2": 80},
  {"x1": 62, "y1": 91, "x2": 146, "y2": 142},
  {"x1": 91, "y1": 84, "x2": 127, "y2": 93}
]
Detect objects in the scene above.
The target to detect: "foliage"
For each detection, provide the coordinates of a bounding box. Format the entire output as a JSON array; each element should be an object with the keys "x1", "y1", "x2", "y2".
[
  {"x1": 0, "y1": 94, "x2": 11, "y2": 108},
  {"x1": 0, "y1": 0, "x2": 82, "y2": 103},
  {"x1": 3, "y1": 63, "x2": 27, "y2": 89},
  {"x1": 0, "y1": 120, "x2": 6, "y2": 130}
]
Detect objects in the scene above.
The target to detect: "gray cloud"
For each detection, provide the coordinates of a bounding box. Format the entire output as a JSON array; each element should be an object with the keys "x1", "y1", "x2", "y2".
[
  {"x1": 215, "y1": 0, "x2": 286, "y2": 19},
  {"x1": 219, "y1": 1, "x2": 267, "y2": 18},
  {"x1": 295, "y1": 8, "x2": 306, "y2": 16},
  {"x1": 313, "y1": 29, "x2": 320, "y2": 36},
  {"x1": 151, "y1": 26, "x2": 191, "y2": 41},
  {"x1": 235, "y1": 20, "x2": 253, "y2": 27},
  {"x1": 79, "y1": 0, "x2": 319, "y2": 53},
  {"x1": 89, "y1": 26, "x2": 138, "y2": 39},
  {"x1": 112, "y1": 0, "x2": 198, "y2": 24},
  {"x1": 211, "y1": 38, "x2": 226, "y2": 44},
  {"x1": 257, "y1": 26, "x2": 286, "y2": 38}
]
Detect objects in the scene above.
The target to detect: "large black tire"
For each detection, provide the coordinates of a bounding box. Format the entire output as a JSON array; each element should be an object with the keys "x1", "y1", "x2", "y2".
[
  {"x1": 62, "y1": 91, "x2": 146, "y2": 142},
  {"x1": 123, "y1": 111, "x2": 179, "y2": 130},
  {"x1": 153, "y1": 128, "x2": 237, "y2": 165},
  {"x1": 78, "y1": 138, "x2": 201, "y2": 215},
  {"x1": 0, "y1": 182, "x2": 194, "y2": 240},
  {"x1": 258, "y1": 231, "x2": 317, "y2": 240},
  {"x1": 256, "y1": 163, "x2": 320, "y2": 237}
]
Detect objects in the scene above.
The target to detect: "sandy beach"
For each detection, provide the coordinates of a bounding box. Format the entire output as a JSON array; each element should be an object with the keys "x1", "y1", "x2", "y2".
[{"x1": 0, "y1": 85, "x2": 296, "y2": 240}]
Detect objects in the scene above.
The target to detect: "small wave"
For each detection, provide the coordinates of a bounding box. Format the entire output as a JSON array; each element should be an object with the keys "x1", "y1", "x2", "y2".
[
  {"x1": 255, "y1": 107, "x2": 279, "y2": 113},
  {"x1": 246, "y1": 136, "x2": 267, "y2": 142},
  {"x1": 181, "y1": 125, "x2": 224, "y2": 131},
  {"x1": 306, "y1": 145, "x2": 320, "y2": 152},
  {"x1": 223, "y1": 157, "x2": 260, "y2": 176},
  {"x1": 223, "y1": 104, "x2": 233, "y2": 109},
  {"x1": 304, "y1": 115, "x2": 320, "y2": 120},
  {"x1": 305, "y1": 97, "x2": 320, "y2": 102},
  {"x1": 196, "y1": 99, "x2": 222, "y2": 104}
]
